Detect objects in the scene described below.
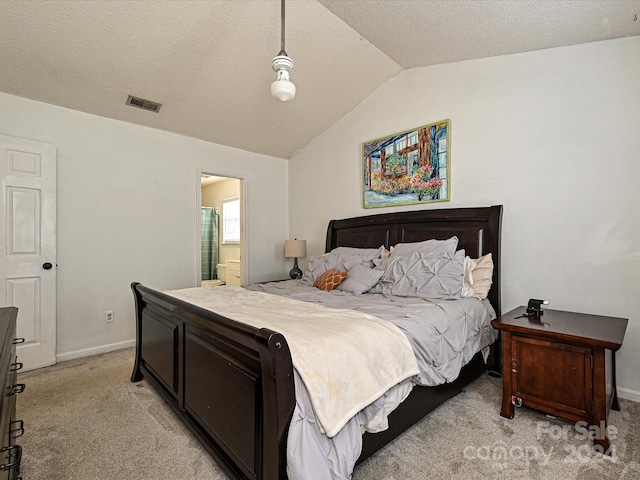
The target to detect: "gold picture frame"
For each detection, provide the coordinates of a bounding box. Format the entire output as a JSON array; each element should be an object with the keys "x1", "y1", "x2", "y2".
[{"x1": 363, "y1": 119, "x2": 450, "y2": 208}]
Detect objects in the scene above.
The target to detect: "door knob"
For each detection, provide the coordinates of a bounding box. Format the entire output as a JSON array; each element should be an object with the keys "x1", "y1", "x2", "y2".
[{"x1": 42, "y1": 262, "x2": 53, "y2": 270}]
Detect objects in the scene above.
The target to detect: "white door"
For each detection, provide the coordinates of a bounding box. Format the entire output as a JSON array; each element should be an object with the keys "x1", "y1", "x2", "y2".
[{"x1": 0, "y1": 134, "x2": 56, "y2": 371}]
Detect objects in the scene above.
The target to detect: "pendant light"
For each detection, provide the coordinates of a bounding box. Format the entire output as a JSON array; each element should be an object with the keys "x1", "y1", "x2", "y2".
[{"x1": 271, "y1": 0, "x2": 296, "y2": 102}]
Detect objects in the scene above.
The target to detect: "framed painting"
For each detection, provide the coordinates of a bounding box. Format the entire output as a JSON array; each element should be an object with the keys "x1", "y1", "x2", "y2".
[{"x1": 363, "y1": 119, "x2": 450, "y2": 208}]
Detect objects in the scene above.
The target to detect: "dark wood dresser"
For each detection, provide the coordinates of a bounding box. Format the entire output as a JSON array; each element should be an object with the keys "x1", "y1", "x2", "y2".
[
  {"x1": 0, "y1": 307, "x2": 24, "y2": 480},
  {"x1": 492, "y1": 306, "x2": 627, "y2": 454}
]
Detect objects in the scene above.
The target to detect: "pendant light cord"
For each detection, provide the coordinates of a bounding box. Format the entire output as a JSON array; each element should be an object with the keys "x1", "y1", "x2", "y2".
[{"x1": 279, "y1": 0, "x2": 286, "y2": 55}]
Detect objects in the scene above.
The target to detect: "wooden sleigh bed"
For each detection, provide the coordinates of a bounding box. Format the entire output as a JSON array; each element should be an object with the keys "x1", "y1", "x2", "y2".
[{"x1": 130, "y1": 205, "x2": 503, "y2": 480}]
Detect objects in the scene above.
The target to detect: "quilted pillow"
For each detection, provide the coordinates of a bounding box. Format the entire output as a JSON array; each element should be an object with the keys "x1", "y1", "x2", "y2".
[
  {"x1": 336, "y1": 264, "x2": 385, "y2": 294},
  {"x1": 390, "y1": 236, "x2": 458, "y2": 257},
  {"x1": 374, "y1": 250, "x2": 465, "y2": 299},
  {"x1": 314, "y1": 269, "x2": 348, "y2": 291},
  {"x1": 301, "y1": 253, "x2": 371, "y2": 286}
]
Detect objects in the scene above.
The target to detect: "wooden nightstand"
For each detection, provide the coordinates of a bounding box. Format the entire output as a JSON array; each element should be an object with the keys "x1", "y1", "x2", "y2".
[{"x1": 491, "y1": 307, "x2": 627, "y2": 453}]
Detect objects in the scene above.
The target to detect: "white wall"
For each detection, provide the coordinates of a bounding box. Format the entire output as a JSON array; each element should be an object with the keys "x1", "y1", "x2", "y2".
[
  {"x1": 290, "y1": 37, "x2": 640, "y2": 398},
  {"x1": 0, "y1": 92, "x2": 289, "y2": 360}
]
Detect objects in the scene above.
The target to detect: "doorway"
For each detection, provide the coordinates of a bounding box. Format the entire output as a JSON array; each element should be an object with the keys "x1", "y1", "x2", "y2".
[{"x1": 199, "y1": 174, "x2": 243, "y2": 287}]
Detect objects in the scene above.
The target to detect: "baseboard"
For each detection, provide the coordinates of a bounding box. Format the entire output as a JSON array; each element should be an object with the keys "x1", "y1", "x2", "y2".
[
  {"x1": 56, "y1": 339, "x2": 135, "y2": 364},
  {"x1": 618, "y1": 386, "x2": 640, "y2": 403}
]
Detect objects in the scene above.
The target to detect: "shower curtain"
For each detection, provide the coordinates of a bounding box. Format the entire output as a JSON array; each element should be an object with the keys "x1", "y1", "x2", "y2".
[{"x1": 201, "y1": 207, "x2": 219, "y2": 281}]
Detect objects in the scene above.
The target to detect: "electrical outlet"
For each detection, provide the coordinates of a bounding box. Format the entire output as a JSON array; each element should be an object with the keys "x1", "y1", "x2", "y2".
[{"x1": 105, "y1": 310, "x2": 114, "y2": 323}]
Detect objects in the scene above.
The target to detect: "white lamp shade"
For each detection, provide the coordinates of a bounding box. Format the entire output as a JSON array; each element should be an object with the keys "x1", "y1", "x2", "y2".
[
  {"x1": 284, "y1": 239, "x2": 306, "y2": 258},
  {"x1": 271, "y1": 78, "x2": 296, "y2": 102}
]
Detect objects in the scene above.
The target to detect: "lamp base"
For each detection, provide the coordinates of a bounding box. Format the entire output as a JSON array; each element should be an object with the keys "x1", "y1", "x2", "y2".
[{"x1": 289, "y1": 257, "x2": 302, "y2": 279}]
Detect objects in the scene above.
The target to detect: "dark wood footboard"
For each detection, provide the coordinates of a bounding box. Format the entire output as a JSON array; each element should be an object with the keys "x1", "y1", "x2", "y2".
[{"x1": 131, "y1": 282, "x2": 295, "y2": 480}]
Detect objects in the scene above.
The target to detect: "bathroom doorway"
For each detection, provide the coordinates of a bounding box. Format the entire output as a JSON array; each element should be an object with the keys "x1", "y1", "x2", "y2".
[{"x1": 199, "y1": 173, "x2": 243, "y2": 287}]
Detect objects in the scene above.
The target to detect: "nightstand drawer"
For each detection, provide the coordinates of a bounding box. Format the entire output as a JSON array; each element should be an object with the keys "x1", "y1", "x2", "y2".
[{"x1": 511, "y1": 335, "x2": 593, "y2": 421}]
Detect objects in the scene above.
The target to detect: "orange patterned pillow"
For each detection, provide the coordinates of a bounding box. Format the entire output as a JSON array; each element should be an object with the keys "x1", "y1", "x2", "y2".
[{"x1": 314, "y1": 269, "x2": 348, "y2": 291}]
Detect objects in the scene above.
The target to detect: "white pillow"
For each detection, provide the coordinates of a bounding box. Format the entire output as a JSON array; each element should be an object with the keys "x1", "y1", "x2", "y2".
[
  {"x1": 461, "y1": 253, "x2": 493, "y2": 299},
  {"x1": 462, "y1": 256, "x2": 477, "y2": 297},
  {"x1": 471, "y1": 253, "x2": 493, "y2": 299}
]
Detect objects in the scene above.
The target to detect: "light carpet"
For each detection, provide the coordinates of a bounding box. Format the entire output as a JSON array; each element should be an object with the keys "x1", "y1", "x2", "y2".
[{"x1": 16, "y1": 348, "x2": 640, "y2": 479}]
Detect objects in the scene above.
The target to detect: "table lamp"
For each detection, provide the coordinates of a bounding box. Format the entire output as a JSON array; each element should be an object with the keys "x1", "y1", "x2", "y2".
[{"x1": 284, "y1": 239, "x2": 306, "y2": 279}]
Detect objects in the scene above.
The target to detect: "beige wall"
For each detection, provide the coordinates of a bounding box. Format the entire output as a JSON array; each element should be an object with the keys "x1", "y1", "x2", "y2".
[{"x1": 289, "y1": 36, "x2": 640, "y2": 399}]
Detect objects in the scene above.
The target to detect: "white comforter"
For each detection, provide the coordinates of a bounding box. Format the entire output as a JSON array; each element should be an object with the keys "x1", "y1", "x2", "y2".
[{"x1": 165, "y1": 286, "x2": 419, "y2": 437}]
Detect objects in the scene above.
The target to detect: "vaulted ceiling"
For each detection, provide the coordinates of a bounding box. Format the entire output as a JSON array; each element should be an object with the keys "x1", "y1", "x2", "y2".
[{"x1": 0, "y1": 1, "x2": 638, "y2": 159}]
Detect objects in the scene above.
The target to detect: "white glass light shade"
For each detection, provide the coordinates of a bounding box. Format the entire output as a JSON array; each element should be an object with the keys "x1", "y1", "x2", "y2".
[
  {"x1": 271, "y1": 76, "x2": 296, "y2": 102},
  {"x1": 284, "y1": 239, "x2": 306, "y2": 258},
  {"x1": 271, "y1": 55, "x2": 296, "y2": 102}
]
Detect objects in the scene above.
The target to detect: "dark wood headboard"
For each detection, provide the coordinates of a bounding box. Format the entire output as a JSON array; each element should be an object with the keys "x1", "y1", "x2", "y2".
[{"x1": 325, "y1": 205, "x2": 503, "y2": 315}]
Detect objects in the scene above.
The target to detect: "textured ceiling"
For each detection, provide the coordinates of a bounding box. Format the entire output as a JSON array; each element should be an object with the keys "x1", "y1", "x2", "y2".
[
  {"x1": 319, "y1": 0, "x2": 640, "y2": 68},
  {"x1": 0, "y1": 0, "x2": 638, "y2": 159}
]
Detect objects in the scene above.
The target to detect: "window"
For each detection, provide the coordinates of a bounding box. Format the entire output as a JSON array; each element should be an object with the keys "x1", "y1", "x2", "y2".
[{"x1": 222, "y1": 196, "x2": 240, "y2": 244}]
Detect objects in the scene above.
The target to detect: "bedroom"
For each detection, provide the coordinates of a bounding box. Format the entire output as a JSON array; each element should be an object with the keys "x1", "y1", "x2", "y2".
[{"x1": 0, "y1": 1, "x2": 639, "y2": 478}]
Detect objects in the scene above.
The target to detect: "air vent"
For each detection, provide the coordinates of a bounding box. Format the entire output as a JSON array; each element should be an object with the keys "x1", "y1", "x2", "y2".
[{"x1": 126, "y1": 95, "x2": 162, "y2": 113}]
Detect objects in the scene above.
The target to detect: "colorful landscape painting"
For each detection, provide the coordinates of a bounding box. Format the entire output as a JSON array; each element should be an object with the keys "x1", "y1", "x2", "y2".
[{"x1": 363, "y1": 120, "x2": 450, "y2": 208}]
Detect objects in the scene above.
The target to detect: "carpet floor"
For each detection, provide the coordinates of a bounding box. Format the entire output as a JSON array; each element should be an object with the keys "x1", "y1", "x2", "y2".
[{"x1": 16, "y1": 348, "x2": 640, "y2": 479}]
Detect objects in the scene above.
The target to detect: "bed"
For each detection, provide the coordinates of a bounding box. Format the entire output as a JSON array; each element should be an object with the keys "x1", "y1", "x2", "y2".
[{"x1": 130, "y1": 205, "x2": 502, "y2": 480}]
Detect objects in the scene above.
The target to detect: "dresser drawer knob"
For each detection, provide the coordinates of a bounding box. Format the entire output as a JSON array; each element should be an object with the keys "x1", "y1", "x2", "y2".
[
  {"x1": 12, "y1": 338, "x2": 25, "y2": 345},
  {"x1": 10, "y1": 420, "x2": 24, "y2": 439},
  {"x1": 6, "y1": 383, "x2": 25, "y2": 396},
  {"x1": 9, "y1": 362, "x2": 23, "y2": 373}
]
